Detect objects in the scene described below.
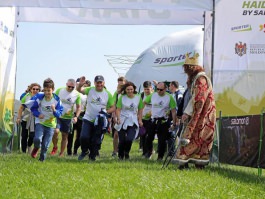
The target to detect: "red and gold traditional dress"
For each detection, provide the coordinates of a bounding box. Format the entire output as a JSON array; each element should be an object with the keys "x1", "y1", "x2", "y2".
[{"x1": 176, "y1": 72, "x2": 216, "y2": 165}]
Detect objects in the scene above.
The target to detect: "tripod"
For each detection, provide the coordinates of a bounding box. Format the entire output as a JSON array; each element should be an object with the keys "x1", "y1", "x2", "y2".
[
  {"x1": 162, "y1": 123, "x2": 183, "y2": 169},
  {"x1": 161, "y1": 120, "x2": 190, "y2": 169}
]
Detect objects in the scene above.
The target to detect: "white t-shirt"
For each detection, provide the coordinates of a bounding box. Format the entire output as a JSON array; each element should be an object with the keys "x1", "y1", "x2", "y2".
[
  {"x1": 144, "y1": 92, "x2": 176, "y2": 119},
  {"x1": 83, "y1": 87, "x2": 114, "y2": 122},
  {"x1": 116, "y1": 94, "x2": 143, "y2": 118},
  {"x1": 55, "y1": 87, "x2": 81, "y2": 119}
]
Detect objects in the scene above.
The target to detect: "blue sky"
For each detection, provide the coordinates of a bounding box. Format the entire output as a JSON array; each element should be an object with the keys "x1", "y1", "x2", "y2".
[{"x1": 16, "y1": 23, "x2": 194, "y2": 99}]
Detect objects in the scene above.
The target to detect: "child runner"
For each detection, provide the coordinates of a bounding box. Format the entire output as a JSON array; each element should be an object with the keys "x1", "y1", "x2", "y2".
[{"x1": 23, "y1": 78, "x2": 63, "y2": 161}]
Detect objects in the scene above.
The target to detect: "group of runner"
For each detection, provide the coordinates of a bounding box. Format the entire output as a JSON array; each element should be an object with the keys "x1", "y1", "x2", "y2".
[
  {"x1": 17, "y1": 75, "x2": 182, "y2": 162},
  {"x1": 17, "y1": 52, "x2": 216, "y2": 169}
]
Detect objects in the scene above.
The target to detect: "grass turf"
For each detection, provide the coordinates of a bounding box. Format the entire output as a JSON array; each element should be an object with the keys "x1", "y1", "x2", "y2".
[{"x1": 1, "y1": 134, "x2": 265, "y2": 199}]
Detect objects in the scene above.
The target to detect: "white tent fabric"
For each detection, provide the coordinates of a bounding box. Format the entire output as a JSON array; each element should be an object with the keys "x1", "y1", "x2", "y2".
[
  {"x1": 17, "y1": 8, "x2": 206, "y2": 25},
  {"x1": 125, "y1": 27, "x2": 204, "y2": 90},
  {"x1": 203, "y1": 11, "x2": 213, "y2": 79},
  {"x1": 0, "y1": 0, "x2": 213, "y2": 10},
  {"x1": 0, "y1": 0, "x2": 213, "y2": 25}
]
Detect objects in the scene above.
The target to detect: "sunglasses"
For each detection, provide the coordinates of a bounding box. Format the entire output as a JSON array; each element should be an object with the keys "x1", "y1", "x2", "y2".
[
  {"x1": 32, "y1": 88, "x2": 40, "y2": 91},
  {"x1": 68, "y1": 86, "x2": 75, "y2": 89},
  {"x1": 157, "y1": 88, "x2": 164, "y2": 91}
]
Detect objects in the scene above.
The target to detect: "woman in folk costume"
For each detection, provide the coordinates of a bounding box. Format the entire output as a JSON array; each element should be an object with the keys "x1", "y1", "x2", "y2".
[{"x1": 175, "y1": 52, "x2": 216, "y2": 169}]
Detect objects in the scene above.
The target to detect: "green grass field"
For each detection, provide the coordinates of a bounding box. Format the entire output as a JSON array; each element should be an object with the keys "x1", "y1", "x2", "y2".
[{"x1": 1, "y1": 134, "x2": 265, "y2": 199}]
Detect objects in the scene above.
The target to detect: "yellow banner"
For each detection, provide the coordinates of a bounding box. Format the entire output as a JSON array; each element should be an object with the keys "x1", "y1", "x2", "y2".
[{"x1": 0, "y1": 7, "x2": 17, "y2": 152}]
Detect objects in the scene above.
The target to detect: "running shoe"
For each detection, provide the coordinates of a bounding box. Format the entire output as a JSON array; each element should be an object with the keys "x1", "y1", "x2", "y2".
[
  {"x1": 50, "y1": 147, "x2": 58, "y2": 155},
  {"x1": 78, "y1": 151, "x2": 89, "y2": 161},
  {"x1": 31, "y1": 147, "x2": 39, "y2": 158}
]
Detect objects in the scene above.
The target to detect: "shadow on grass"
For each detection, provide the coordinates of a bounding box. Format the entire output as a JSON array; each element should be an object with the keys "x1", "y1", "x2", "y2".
[
  {"x1": 43, "y1": 152, "x2": 168, "y2": 171},
  {"x1": 163, "y1": 160, "x2": 265, "y2": 182},
  {"x1": 207, "y1": 164, "x2": 265, "y2": 184},
  {"x1": 44, "y1": 138, "x2": 162, "y2": 169},
  {"x1": 51, "y1": 154, "x2": 162, "y2": 163}
]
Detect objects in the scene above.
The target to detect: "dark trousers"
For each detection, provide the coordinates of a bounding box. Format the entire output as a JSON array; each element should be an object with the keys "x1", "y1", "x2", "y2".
[
  {"x1": 167, "y1": 131, "x2": 176, "y2": 156},
  {"x1": 167, "y1": 124, "x2": 179, "y2": 156},
  {"x1": 80, "y1": 119, "x2": 102, "y2": 160},
  {"x1": 139, "y1": 120, "x2": 152, "y2": 155},
  {"x1": 67, "y1": 119, "x2": 82, "y2": 155},
  {"x1": 118, "y1": 125, "x2": 136, "y2": 159},
  {"x1": 145, "y1": 119, "x2": 170, "y2": 159},
  {"x1": 21, "y1": 120, "x2": 35, "y2": 153}
]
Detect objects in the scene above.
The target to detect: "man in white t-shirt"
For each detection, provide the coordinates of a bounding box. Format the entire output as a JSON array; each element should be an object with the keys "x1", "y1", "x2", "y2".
[
  {"x1": 67, "y1": 78, "x2": 91, "y2": 156},
  {"x1": 50, "y1": 79, "x2": 81, "y2": 157},
  {"x1": 144, "y1": 82, "x2": 177, "y2": 161},
  {"x1": 76, "y1": 75, "x2": 115, "y2": 161}
]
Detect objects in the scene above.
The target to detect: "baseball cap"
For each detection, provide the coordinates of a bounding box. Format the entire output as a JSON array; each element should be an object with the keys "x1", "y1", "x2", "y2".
[
  {"x1": 94, "y1": 75, "x2": 105, "y2": 82},
  {"x1": 76, "y1": 78, "x2": 80, "y2": 83}
]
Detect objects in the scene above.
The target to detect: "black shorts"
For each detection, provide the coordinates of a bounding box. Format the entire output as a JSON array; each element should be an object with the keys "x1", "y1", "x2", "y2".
[{"x1": 56, "y1": 118, "x2": 72, "y2": 133}]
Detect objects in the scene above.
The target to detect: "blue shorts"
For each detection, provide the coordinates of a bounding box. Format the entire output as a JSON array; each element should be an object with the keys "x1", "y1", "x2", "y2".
[{"x1": 57, "y1": 118, "x2": 72, "y2": 133}]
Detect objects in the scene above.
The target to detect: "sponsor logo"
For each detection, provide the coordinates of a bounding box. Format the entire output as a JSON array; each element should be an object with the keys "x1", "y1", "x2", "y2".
[
  {"x1": 153, "y1": 101, "x2": 164, "y2": 108},
  {"x1": 125, "y1": 103, "x2": 135, "y2": 111},
  {"x1": 231, "y1": 24, "x2": 252, "y2": 32},
  {"x1": 235, "y1": 42, "x2": 247, "y2": 56},
  {"x1": 154, "y1": 53, "x2": 186, "y2": 65},
  {"x1": 43, "y1": 106, "x2": 53, "y2": 112},
  {"x1": 134, "y1": 52, "x2": 192, "y2": 68},
  {"x1": 259, "y1": 24, "x2": 265, "y2": 32},
  {"x1": 61, "y1": 98, "x2": 72, "y2": 105},
  {"x1": 242, "y1": 1, "x2": 265, "y2": 15},
  {"x1": 152, "y1": 52, "x2": 189, "y2": 67},
  {"x1": 92, "y1": 97, "x2": 102, "y2": 105},
  {"x1": 249, "y1": 44, "x2": 265, "y2": 54},
  {"x1": 230, "y1": 117, "x2": 249, "y2": 126}
]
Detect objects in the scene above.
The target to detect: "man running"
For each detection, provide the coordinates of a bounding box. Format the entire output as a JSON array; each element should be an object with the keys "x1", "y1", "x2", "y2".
[
  {"x1": 76, "y1": 75, "x2": 115, "y2": 161},
  {"x1": 51, "y1": 78, "x2": 81, "y2": 157}
]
